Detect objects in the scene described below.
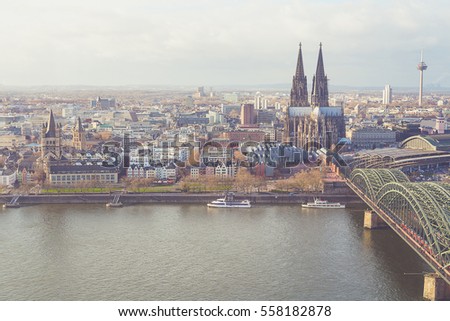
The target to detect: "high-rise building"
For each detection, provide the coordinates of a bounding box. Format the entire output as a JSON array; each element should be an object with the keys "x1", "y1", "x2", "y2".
[
  {"x1": 285, "y1": 43, "x2": 345, "y2": 149},
  {"x1": 240, "y1": 104, "x2": 256, "y2": 125},
  {"x1": 197, "y1": 86, "x2": 206, "y2": 97},
  {"x1": 262, "y1": 98, "x2": 268, "y2": 109},
  {"x1": 254, "y1": 92, "x2": 262, "y2": 110},
  {"x1": 193, "y1": 86, "x2": 206, "y2": 98},
  {"x1": 382, "y1": 85, "x2": 392, "y2": 105}
]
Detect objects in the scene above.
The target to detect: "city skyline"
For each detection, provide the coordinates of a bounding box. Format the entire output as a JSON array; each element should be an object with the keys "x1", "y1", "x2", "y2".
[{"x1": 0, "y1": 0, "x2": 449, "y2": 88}]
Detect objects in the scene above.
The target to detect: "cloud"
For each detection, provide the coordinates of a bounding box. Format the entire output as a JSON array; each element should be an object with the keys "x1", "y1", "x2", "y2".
[{"x1": 0, "y1": 0, "x2": 448, "y2": 87}]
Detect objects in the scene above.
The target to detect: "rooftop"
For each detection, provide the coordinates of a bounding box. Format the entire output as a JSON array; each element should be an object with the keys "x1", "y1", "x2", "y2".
[{"x1": 401, "y1": 134, "x2": 450, "y2": 152}]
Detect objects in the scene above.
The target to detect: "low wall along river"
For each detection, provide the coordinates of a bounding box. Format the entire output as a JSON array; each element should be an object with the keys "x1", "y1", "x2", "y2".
[{"x1": 0, "y1": 192, "x2": 362, "y2": 206}]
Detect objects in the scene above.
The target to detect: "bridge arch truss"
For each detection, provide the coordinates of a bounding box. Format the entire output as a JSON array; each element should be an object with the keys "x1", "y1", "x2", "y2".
[{"x1": 350, "y1": 169, "x2": 450, "y2": 271}]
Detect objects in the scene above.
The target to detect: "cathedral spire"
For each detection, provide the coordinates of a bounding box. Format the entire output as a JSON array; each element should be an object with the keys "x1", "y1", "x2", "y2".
[
  {"x1": 311, "y1": 43, "x2": 329, "y2": 107},
  {"x1": 295, "y1": 42, "x2": 305, "y2": 78},
  {"x1": 290, "y1": 42, "x2": 309, "y2": 107},
  {"x1": 316, "y1": 43, "x2": 325, "y2": 78}
]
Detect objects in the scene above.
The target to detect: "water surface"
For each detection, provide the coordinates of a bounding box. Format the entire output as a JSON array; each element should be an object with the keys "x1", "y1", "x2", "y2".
[{"x1": 0, "y1": 204, "x2": 429, "y2": 300}]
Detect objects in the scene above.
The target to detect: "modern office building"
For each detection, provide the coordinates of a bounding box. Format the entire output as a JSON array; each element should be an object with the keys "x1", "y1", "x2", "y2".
[
  {"x1": 240, "y1": 103, "x2": 256, "y2": 125},
  {"x1": 383, "y1": 85, "x2": 392, "y2": 105}
]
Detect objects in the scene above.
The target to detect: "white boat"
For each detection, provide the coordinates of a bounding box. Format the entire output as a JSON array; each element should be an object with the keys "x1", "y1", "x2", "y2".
[
  {"x1": 106, "y1": 202, "x2": 123, "y2": 208},
  {"x1": 302, "y1": 198, "x2": 345, "y2": 209},
  {"x1": 207, "y1": 193, "x2": 251, "y2": 208}
]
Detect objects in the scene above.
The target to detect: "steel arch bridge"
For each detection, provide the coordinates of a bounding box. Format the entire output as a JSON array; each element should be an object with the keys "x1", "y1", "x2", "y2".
[{"x1": 348, "y1": 169, "x2": 450, "y2": 284}]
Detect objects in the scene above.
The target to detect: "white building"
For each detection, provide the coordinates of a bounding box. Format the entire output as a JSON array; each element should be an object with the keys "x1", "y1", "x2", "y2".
[
  {"x1": 0, "y1": 169, "x2": 16, "y2": 186},
  {"x1": 382, "y1": 85, "x2": 392, "y2": 105},
  {"x1": 126, "y1": 164, "x2": 178, "y2": 181},
  {"x1": 215, "y1": 163, "x2": 228, "y2": 177},
  {"x1": 436, "y1": 111, "x2": 446, "y2": 134},
  {"x1": 254, "y1": 93, "x2": 262, "y2": 110},
  {"x1": 347, "y1": 126, "x2": 397, "y2": 149}
]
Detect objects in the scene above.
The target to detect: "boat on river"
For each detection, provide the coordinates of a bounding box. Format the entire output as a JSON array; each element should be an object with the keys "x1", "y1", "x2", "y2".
[
  {"x1": 207, "y1": 193, "x2": 251, "y2": 208},
  {"x1": 302, "y1": 198, "x2": 345, "y2": 209}
]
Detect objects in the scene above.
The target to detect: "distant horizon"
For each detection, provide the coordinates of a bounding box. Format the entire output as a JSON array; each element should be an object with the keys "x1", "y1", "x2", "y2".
[
  {"x1": 1, "y1": 83, "x2": 449, "y2": 94},
  {"x1": 0, "y1": 1, "x2": 449, "y2": 88}
]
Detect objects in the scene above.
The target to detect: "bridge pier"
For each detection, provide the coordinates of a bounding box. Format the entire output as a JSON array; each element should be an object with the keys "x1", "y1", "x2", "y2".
[
  {"x1": 364, "y1": 210, "x2": 388, "y2": 229},
  {"x1": 423, "y1": 273, "x2": 450, "y2": 301}
]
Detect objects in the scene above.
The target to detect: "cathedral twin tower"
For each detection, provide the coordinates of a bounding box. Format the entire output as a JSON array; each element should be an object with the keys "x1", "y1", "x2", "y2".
[
  {"x1": 290, "y1": 42, "x2": 329, "y2": 108},
  {"x1": 286, "y1": 43, "x2": 345, "y2": 149}
]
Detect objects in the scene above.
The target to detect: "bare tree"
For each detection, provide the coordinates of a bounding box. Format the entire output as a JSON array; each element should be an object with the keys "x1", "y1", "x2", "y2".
[
  {"x1": 234, "y1": 168, "x2": 253, "y2": 193},
  {"x1": 33, "y1": 169, "x2": 46, "y2": 185},
  {"x1": 253, "y1": 176, "x2": 267, "y2": 192}
]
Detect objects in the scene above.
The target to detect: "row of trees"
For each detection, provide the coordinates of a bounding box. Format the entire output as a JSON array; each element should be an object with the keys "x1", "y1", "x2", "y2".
[
  {"x1": 274, "y1": 169, "x2": 324, "y2": 192},
  {"x1": 180, "y1": 168, "x2": 267, "y2": 193},
  {"x1": 122, "y1": 178, "x2": 155, "y2": 192},
  {"x1": 22, "y1": 167, "x2": 324, "y2": 194}
]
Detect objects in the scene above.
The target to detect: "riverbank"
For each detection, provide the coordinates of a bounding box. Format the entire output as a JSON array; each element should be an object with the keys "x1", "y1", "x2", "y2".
[{"x1": 0, "y1": 192, "x2": 363, "y2": 206}]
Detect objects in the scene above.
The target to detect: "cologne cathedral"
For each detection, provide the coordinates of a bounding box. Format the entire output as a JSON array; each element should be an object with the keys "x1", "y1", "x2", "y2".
[{"x1": 285, "y1": 43, "x2": 345, "y2": 149}]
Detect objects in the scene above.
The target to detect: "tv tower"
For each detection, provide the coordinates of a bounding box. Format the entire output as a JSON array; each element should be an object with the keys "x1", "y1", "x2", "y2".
[{"x1": 417, "y1": 50, "x2": 428, "y2": 106}]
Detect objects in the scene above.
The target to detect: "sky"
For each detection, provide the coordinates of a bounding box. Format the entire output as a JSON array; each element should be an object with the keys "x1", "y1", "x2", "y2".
[{"x1": 0, "y1": 0, "x2": 449, "y2": 88}]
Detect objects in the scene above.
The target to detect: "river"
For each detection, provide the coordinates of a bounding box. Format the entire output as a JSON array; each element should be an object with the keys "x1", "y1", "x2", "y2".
[{"x1": 0, "y1": 204, "x2": 430, "y2": 300}]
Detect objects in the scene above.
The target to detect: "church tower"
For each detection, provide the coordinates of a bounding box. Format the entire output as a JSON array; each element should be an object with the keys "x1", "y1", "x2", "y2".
[
  {"x1": 285, "y1": 43, "x2": 344, "y2": 150},
  {"x1": 72, "y1": 117, "x2": 86, "y2": 150},
  {"x1": 41, "y1": 110, "x2": 62, "y2": 159},
  {"x1": 290, "y1": 43, "x2": 309, "y2": 107},
  {"x1": 436, "y1": 110, "x2": 446, "y2": 134},
  {"x1": 311, "y1": 43, "x2": 329, "y2": 107}
]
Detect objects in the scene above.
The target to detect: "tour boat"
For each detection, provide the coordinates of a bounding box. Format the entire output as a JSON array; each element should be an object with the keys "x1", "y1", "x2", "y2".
[
  {"x1": 106, "y1": 202, "x2": 123, "y2": 208},
  {"x1": 3, "y1": 203, "x2": 20, "y2": 208},
  {"x1": 302, "y1": 198, "x2": 345, "y2": 209},
  {"x1": 207, "y1": 193, "x2": 251, "y2": 208}
]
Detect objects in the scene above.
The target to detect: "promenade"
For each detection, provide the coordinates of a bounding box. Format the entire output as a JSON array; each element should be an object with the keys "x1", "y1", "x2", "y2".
[{"x1": 0, "y1": 192, "x2": 362, "y2": 206}]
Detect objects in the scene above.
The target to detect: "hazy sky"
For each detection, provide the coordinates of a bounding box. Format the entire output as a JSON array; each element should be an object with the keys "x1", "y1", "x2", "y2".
[{"x1": 0, "y1": 0, "x2": 449, "y2": 88}]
